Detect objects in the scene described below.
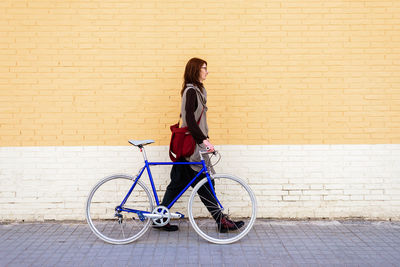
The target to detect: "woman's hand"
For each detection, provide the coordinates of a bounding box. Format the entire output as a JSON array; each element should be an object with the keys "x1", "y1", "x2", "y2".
[{"x1": 202, "y1": 139, "x2": 215, "y2": 152}]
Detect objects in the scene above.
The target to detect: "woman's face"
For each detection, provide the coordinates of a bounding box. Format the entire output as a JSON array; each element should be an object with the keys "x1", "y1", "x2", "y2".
[{"x1": 199, "y1": 63, "x2": 208, "y2": 82}]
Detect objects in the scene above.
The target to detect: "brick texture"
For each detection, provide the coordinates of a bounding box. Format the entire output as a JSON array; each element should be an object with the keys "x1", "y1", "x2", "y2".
[
  {"x1": 1, "y1": 0, "x2": 400, "y2": 146},
  {"x1": 1, "y1": 144, "x2": 399, "y2": 221}
]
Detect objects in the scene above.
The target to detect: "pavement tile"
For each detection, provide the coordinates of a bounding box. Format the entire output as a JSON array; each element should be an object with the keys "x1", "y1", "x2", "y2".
[{"x1": 1, "y1": 220, "x2": 400, "y2": 266}]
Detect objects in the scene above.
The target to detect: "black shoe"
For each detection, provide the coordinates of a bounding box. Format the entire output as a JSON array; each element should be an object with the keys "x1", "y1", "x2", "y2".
[
  {"x1": 218, "y1": 216, "x2": 244, "y2": 233},
  {"x1": 153, "y1": 223, "x2": 179, "y2": 232}
]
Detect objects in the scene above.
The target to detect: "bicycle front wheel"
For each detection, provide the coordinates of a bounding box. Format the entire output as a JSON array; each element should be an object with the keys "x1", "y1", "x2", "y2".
[
  {"x1": 86, "y1": 174, "x2": 154, "y2": 244},
  {"x1": 188, "y1": 174, "x2": 257, "y2": 244}
]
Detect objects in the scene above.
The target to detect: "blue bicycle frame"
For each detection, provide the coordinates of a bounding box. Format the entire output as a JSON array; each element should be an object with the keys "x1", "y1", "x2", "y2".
[{"x1": 115, "y1": 148, "x2": 223, "y2": 219}]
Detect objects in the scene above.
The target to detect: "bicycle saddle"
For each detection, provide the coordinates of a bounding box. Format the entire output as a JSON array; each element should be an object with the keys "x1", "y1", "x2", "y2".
[{"x1": 128, "y1": 140, "x2": 155, "y2": 147}]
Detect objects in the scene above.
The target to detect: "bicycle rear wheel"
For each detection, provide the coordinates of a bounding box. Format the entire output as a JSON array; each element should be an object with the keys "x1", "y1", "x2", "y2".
[
  {"x1": 188, "y1": 174, "x2": 257, "y2": 244},
  {"x1": 86, "y1": 174, "x2": 154, "y2": 244}
]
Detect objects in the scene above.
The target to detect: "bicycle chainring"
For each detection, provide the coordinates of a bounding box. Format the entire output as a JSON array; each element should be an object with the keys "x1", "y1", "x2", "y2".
[{"x1": 151, "y1": 205, "x2": 170, "y2": 226}]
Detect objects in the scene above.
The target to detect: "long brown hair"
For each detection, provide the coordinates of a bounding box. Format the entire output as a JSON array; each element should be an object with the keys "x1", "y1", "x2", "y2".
[{"x1": 181, "y1": 57, "x2": 207, "y2": 96}]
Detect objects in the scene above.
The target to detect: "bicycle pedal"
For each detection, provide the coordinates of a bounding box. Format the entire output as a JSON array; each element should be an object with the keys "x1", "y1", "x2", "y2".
[{"x1": 137, "y1": 212, "x2": 146, "y2": 221}]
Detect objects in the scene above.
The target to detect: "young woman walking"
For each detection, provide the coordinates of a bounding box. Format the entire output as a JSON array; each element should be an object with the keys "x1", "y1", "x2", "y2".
[{"x1": 156, "y1": 58, "x2": 244, "y2": 232}]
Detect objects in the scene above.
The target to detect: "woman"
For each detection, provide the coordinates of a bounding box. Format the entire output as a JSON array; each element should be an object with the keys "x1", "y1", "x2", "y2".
[{"x1": 156, "y1": 58, "x2": 244, "y2": 232}]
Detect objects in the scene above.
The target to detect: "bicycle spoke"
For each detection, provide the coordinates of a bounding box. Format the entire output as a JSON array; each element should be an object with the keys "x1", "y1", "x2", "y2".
[
  {"x1": 197, "y1": 195, "x2": 219, "y2": 211},
  {"x1": 199, "y1": 185, "x2": 217, "y2": 202},
  {"x1": 197, "y1": 191, "x2": 218, "y2": 206},
  {"x1": 120, "y1": 222, "x2": 126, "y2": 239}
]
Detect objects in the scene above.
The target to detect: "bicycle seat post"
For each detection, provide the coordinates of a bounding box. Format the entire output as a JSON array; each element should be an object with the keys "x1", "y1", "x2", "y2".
[{"x1": 139, "y1": 146, "x2": 148, "y2": 162}]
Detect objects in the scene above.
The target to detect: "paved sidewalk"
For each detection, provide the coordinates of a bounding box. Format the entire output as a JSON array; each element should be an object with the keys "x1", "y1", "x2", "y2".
[{"x1": 1, "y1": 219, "x2": 399, "y2": 266}]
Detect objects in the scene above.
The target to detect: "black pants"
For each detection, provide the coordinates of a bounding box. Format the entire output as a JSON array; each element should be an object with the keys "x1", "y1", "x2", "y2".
[{"x1": 160, "y1": 161, "x2": 221, "y2": 221}]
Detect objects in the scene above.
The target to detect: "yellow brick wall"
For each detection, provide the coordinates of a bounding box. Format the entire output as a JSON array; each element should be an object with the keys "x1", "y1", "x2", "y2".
[{"x1": 1, "y1": 0, "x2": 399, "y2": 146}]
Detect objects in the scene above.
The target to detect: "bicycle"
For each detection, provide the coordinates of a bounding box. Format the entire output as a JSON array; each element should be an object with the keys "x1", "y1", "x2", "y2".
[{"x1": 85, "y1": 140, "x2": 257, "y2": 244}]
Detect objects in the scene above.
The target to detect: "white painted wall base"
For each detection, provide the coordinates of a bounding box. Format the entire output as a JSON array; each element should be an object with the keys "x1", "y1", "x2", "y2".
[{"x1": 1, "y1": 144, "x2": 399, "y2": 221}]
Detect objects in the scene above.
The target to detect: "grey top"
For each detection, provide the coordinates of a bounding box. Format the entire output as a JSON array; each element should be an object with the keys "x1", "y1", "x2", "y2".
[{"x1": 180, "y1": 84, "x2": 214, "y2": 173}]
